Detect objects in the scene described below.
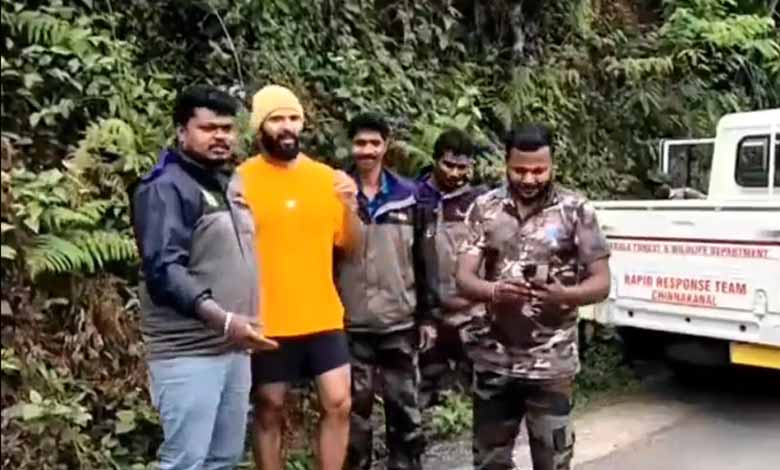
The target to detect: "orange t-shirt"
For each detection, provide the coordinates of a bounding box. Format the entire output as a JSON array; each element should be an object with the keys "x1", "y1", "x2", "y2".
[{"x1": 238, "y1": 154, "x2": 346, "y2": 338}]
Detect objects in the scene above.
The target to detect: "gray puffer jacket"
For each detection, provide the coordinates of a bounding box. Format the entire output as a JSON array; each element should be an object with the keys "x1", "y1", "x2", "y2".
[{"x1": 336, "y1": 168, "x2": 438, "y2": 334}]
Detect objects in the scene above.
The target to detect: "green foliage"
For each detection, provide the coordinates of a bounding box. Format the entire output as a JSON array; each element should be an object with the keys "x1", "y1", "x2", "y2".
[
  {"x1": 116, "y1": 0, "x2": 488, "y2": 171},
  {"x1": 1, "y1": 1, "x2": 168, "y2": 467},
  {"x1": 427, "y1": 390, "x2": 473, "y2": 439},
  {"x1": 2, "y1": 1, "x2": 134, "y2": 153},
  {"x1": 2, "y1": 342, "x2": 159, "y2": 469},
  {"x1": 1, "y1": 0, "x2": 172, "y2": 282},
  {"x1": 1, "y1": 222, "x2": 18, "y2": 260},
  {"x1": 26, "y1": 231, "x2": 137, "y2": 278},
  {"x1": 575, "y1": 325, "x2": 640, "y2": 408},
  {"x1": 284, "y1": 449, "x2": 315, "y2": 470},
  {"x1": 491, "y1": 0, "x2": 779, "y2": 198},
  {"x1": 3, "y1": 388, "x2": 93, "y2": 461},
  {"x1": 6, "y1": 161, "x2": 138, "y2": 279}
]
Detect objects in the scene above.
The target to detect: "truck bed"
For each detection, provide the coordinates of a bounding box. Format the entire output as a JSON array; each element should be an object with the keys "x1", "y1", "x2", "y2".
[{"x1": 583, "y1": 199, "x2": 780, "y2": 348}]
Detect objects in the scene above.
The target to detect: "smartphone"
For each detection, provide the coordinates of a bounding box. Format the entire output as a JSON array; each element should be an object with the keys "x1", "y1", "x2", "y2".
[
  {"x1": 522, "y1": 264, "x2": 537, "y2": 281},
  {"x1": 505, "y1": 264, "x2": 537, "y2": 287},
  {"x1": 523, "y1": 263, "x2": 550, "y2": 285}
]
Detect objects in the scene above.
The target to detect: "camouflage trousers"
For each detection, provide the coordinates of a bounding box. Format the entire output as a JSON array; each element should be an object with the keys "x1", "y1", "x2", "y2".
[
  {"x1": 472, "y1": 369, "x2": 574, "y2": 470},
  {"x1": 347, "y1": 328, "x2": 425, "y2": 470},
  {"x1": 419, "y1": 320, "x2": 472, "y2": 407}
]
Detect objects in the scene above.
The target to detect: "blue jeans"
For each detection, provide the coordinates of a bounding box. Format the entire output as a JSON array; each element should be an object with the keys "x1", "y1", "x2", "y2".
[{"x1": 148, "y1": 352, "x2": 251, "y2": 470}]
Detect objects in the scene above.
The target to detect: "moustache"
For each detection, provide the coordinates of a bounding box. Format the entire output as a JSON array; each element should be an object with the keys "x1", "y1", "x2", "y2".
[
  {"x1": 276, "y1": 131, "x2": 297, "y2": 144},
  {"x1": 511, "y1": 181, "x2": 551, "y2": 202},
  {"x1": 262, "y1": 131, "x2": 300, "y2": 161}
]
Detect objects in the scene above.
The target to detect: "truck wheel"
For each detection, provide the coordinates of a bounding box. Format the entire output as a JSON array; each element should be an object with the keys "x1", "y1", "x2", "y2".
[
  {"x1": 664, "y1": 337, "x2": 730, "y2": 385},
  {"x1": 617, "y1": 327, "x2": 665, "y2": 362}
]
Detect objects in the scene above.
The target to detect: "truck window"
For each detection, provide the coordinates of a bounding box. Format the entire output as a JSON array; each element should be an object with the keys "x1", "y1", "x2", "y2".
[
  {"x1": 735, "y1": 135, "x2": 771, "y2": 187},
  {"x1": 775, "y1": 135, "x2": 779, "y2": 187},
  {"x1": 664, "y1": 140, "x2": 714, "y2": 193}
]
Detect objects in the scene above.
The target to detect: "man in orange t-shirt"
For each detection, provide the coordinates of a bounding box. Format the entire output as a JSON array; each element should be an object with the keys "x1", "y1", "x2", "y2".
[{"x1": 238, "y1": 85, "x2": 361, "y2": 470}]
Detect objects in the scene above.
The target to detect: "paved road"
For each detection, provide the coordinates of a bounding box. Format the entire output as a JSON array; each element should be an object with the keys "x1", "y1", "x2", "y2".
[
  {"x1": 576, "y1": 364, "x2": 780, "y2": 470},
  {"x1": 425, "y1": 361, "x2": 780, "y2": 470}
]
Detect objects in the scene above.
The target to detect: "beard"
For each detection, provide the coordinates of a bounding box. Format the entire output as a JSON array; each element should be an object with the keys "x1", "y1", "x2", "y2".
[
  {"x1": 261, "y1": 131, "x2": 300, "y2": 161},
  {"x1": 180, "y1": 145, "x2": 232, "y2": 169},
  {"x1": 434, "y1": 171, "x2": 466, "y2": 193},
  {"x1": 510, "y1": 180, "x2": 553, "y2": 205}
]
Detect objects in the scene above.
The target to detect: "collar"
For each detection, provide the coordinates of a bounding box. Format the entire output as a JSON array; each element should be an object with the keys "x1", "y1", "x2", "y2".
[
  {"x1": 352, "y1": 167, "x2": 416, "y2": 220},
  {"x1": 352, "y1": 167, "x2": 415, "y2": 203},
  {"x1": 418, "y1": 172, "x2": 473, "y2": 202},
  {"x1": 416, "y1": 165, "x2": 434, "y2": 183},
  {"x1": 144, "y1": 148, "x2": 232, "y2": 190},
  {"x1": 357, "y1": 170, "x2": 390, "y2": 200},
  {"x1": 497, "y1": 183, "x2": 561, "y2": 211},
  {"x1": 441, "y1": 181, "x2": 474, "y2": 201}
]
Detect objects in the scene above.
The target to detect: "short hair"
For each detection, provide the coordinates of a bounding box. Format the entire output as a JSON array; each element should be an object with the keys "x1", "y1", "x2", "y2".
[
  {"x1": 504, "y1": 123, "x2": 553, "y2": 157},
  {"x1": 432, "y1": 128, "x2": 474, "y2": 161},
  {"x1": 348, "y1": 112, "x2": 390, "y2": 140},
  {"x1": 173, "y1": 85, "x2": 239, "y2": 127}
]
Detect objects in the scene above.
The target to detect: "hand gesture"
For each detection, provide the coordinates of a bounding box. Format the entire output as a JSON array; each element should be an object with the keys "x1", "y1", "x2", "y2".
[
  {"x1": 418, "y1": 322, "x2": 438, "y2": 352},
  {"x1": 492, "y1": 280, "x2": 532, "y2": 305},
  {"x1": 225, "y1": 314, "x2": 279, "y2": 351},
  {"x1": 334, "y1": 170, "x2": 358, "y2": 211},
  {"x1": 529, "y1": 277, "x2": 573, "y2": 309}
]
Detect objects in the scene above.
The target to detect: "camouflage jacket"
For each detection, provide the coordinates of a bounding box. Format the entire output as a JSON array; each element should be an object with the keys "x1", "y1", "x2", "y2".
[
  {"x1": 459, "y1": 184, "x2": 610, "y2": 380},
  {"x1": 416, "y1": 173, "x2": 488, "y2": 326}
]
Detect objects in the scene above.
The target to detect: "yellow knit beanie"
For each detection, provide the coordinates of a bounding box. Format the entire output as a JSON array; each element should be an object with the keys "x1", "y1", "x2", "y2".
[{"x1": 249, "y1": 85, "x2": 305, "y2": 134}]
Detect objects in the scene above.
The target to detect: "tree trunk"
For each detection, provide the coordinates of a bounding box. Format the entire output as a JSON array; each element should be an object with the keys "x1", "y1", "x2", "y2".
[{"x1": 510, "y1": 1, "x2": 526, "y2": 61}]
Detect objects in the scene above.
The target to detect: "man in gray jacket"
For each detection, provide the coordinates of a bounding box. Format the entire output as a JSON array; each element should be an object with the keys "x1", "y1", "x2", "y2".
[
  {"x1": 131, "y1": 85, "x2": 276, "y2": 470},
  {"x1": 336, "y1": 112, "x2": 438, "y2": 470}
]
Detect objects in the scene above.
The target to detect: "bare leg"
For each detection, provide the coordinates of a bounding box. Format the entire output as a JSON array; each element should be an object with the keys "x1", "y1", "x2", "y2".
[
  {"x1": 253, "y1": 382, "x2": 289, "y2": 470},
  {"x1": 314, "y1": 364, "x2": 351, "y2": 470}
]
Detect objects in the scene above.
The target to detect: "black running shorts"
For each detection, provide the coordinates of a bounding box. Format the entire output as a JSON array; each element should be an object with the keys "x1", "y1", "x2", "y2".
[{"x1": 251, "y1": 329, "x2": 350, "y2": 386}]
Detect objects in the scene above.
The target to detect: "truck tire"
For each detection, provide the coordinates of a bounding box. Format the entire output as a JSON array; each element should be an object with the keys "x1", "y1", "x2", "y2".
[
  {"x1": 664, "y1": 337, "x2": 730, "y2": 385},
  {"x1": 617, "y1": 327, "x2": 666, "y2": 362}
]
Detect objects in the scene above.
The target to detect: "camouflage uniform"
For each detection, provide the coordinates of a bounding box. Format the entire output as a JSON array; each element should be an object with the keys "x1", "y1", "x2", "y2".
[
  {"x1": 347, "y1": 329, "x2": 424, "y2": 470},
  {"x1": 415, "y1": 175, "x2": 488, "y2": 406},
  {"x1": 336, "y1": 169, "x2": 437, "y2": 470},
  {"x1": 459, "y1": 184, "x2": 610, "y2": 470}
]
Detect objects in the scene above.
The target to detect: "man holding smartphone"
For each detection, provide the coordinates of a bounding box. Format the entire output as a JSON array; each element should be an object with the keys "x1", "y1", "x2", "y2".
[{"x1": 456, "y1": 123, "x2": 611, "y2": 470}]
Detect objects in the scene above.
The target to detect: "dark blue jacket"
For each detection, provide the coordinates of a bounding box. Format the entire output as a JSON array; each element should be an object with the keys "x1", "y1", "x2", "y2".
[
  {"x1": 130, "y1": 149, "x2": 259, "y2": 358},
  {"x1": 415, "y1": 170, "x2": 487, "y2": 323}
]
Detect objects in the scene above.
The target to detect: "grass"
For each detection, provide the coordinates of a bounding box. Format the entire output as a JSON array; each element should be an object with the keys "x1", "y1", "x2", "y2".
[{"x1": 427, "y1": 390, "x2": 473, "y2": 439}]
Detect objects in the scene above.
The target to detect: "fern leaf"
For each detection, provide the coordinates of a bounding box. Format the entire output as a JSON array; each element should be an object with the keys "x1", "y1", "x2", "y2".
[
  {"x1": 1, "y1": 245, "x2": 17, "y2": 260},
  {"x1": 25, "y1": 230, "x2": 137, "y2": 279},
  {"x1": 40, "y1": 207, "x2": 92, "y2": 232},
  {"x1": 16, "y1": 10, "x2": 64, "y2": 45}
]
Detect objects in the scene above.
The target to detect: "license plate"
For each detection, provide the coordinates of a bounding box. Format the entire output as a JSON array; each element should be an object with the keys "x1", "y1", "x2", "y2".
[{"x1": 730, "y1": 342, "x2": 780, "y2": 370}]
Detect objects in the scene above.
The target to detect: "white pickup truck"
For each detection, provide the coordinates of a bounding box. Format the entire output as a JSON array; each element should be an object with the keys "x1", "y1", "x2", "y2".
[{"x1": 582, "y1": 108, "x2": 780, "y2": 371}]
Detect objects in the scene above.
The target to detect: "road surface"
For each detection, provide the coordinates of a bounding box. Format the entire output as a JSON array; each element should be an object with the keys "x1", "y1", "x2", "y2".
[{"x1": 425, "y1": 361, "x2": 780, "y2": 470}]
